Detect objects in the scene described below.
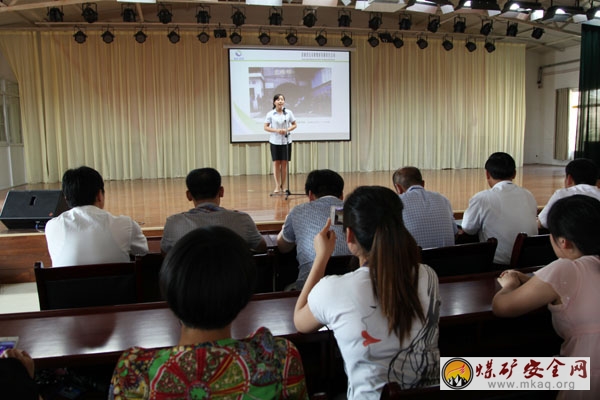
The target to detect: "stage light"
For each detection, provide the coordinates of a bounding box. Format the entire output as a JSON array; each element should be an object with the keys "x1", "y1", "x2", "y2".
[
  {"x1": 427, "y1": 15, "x2": 440, "y2": 33},
  {"x1": 367, "y1": 33, "x2": 379, "y2": 48},
  {"x1": 442, "y1": 36, "x2": 454, "y2": 51},
  {"x1": 197, "y1": 31, "x2": 210, "y2": 43},
  {"x1": 315, "y1": 30, "x2": 327, "y2": 46},
  {"x1": 455, "y1": 0, "x2": 502, "y2": 16},
  {"x1": 368, "y1": 13, "x2": 383, "y2": 30},
  {"x1": 269, "y1": 7, "x2": 283, "y2": 26},
  {"x1": 214, "y1": 26, "x2": 227, "y2": 39},
  {"x1": 338, "y1": 9, "x2": 351, "y2": 27},
  {"x1": 303, "y1": 9, "x2": 317, "y2": 27},
  {"x1": 506, "y1": 22, "x2": 518, "y2": 37},
  {"x1": 378, "y1": 32, "x2": 393, "y2": 43},
  {"x1": 122, "y1": 6, "x2": 136, "y2": 23},
  {"x1": 341, "y1": 32, "x2": 353, "y2": 47},
  {"x1": 168, "y1": 28, "x2": 180, "y2": 44},
  {"x1": 465, "y1": 38, "x2": 477, "y2": 52},
  {"x1": 399, "y1": 14, "x2": 412, "y2": 30},
  {"x1": 392, "y1": 34, "x2": 404, "y2": 48},
  {"x1": 453, "y1": 16, "x2": 466, "y2": 33},
  {"x1": 484, "y1": 39, "x2": 496, "y2": 53},
  {"x1": 286, "y1": 29, "x2": 298, "y2": 45},
  {"x1": 157, "y1": 5, "x2": 172, "y2": 25},
  {"x1": 73, "y1": 29, "x2": 87, "y2": 44},
  {"x1": 231, "y1": 8, "x2": 246, "y2": 27},
  {"x1": 134, "y1": 29, "x2": 147, "y2": 44},
  {"x1": 480, "y1": 20, "x2": 493, "y2": 36},
  {"x1": 259, "y1": 28, "x2": 271, "y2": 45},
  {"x1": 81, "y1": 3, "x2": 98, "y2": 24},
  {"x1": 229, "y1": 29, "x2": 242, "y2": 44},
  {"x1": 47, "y1": 7, "x2": 64, "y2": 23},
  {"x1": 531, "y1": 27, "x2": 544, "y2": 39},
  {"x1": 101, "y1": 29, "x2": 114, "y2": 44},
  {"x1": 416, "y1": 35, "x2": 428, "y2": 49},
  {"x1": 196, "y1": 6, "x2": 211, "y2": 24}
]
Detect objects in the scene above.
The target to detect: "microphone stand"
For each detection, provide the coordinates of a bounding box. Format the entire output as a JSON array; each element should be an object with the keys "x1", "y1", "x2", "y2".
[{"x1": 272, "y1": 108, "x2": 302, "y2": 200}]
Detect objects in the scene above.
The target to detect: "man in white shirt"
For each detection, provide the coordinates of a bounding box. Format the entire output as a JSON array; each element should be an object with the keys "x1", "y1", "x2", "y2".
[
  {"x1": 538, "y1": 158, "x2": 600, "y2": 228},
  {"x1": 45, "y1": 166, "x2": 148, "y2": 267},
  {"x1": 461, "y1": 152, "x2": 538, "y2": 265}
]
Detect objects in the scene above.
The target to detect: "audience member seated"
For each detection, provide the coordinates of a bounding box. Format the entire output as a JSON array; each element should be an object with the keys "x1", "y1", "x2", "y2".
[
  {"x1": 160, "y1": 168, "x2": 266, "y2": 254},
  {"x1": 537, "y1": 158, "x2": 600, "y2": 229},
  {"x1": 461, "y1": 152, "x2": 538, "y2": 265},
  {"x1": 493, "y1": 195, "x2": 600, "y2": 399},
  {"x1": 277, "y1": 169, "x2": 352, "y2": 289},
  {"x1": 0, "y1": 348, "x2": 39, "y2": 400},
  {"x1": 110, "y1": 226, "x2": 307, "y2": 399},
  {"x1": 294, "y1": 186, "x2": 440, "y2": 400},
  {"x1": 45, "y1": 166, "x2": 148, "y2": 267},
  {"x1": 392, "y1": 166, "x2": 457, "y2": 249}
]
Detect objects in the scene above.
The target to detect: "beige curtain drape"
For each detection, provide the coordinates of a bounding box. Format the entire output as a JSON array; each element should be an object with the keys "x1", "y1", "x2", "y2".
[
  {"x1": 0, "y1": 30, "x2": 526, "y2": 183},
  {"x1": 554, "y1": 88, "x2": 571, "y2": 160}
]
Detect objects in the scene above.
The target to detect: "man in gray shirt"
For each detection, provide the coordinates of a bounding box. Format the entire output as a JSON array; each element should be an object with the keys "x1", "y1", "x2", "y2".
[
  {"x1": 161, "y1": 168, "x2": 266, "y2": 254},
  {"x1": 277, "y1": 169, "x2": 352, "y2": 289}
]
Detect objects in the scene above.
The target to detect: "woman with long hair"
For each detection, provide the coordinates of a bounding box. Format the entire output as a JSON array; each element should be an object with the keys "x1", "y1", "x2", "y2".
[
  {"x1": 264, "y1": 94, "x2": 297, "y2": 193},
  {"x1": 493, "y1": 194, "x2": 600, "y2": 399},
  {"x1": 294, "y1": 185, "x2": 440, "y2": 399}
]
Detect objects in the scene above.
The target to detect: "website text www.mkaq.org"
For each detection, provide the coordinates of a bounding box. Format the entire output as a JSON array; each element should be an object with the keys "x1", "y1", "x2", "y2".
[{"x1": 487, "y1": 380, "x2": 576, "y2": 390}]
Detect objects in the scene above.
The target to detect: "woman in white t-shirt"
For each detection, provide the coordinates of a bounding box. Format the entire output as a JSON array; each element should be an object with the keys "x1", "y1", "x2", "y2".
[
  {"x1": 294, "y1": 186, "x2": 441, "y2": 399},
  {"x1": 264, "y1": 94, "x2": 297, "y2": 194}
]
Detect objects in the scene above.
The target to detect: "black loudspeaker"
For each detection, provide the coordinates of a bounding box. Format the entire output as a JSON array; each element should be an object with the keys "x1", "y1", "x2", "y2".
[{"x1": 0, "y1": 190, "x2": 70, "y2": 230}]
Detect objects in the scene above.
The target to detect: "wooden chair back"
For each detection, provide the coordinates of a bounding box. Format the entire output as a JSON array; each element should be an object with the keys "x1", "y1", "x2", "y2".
[
  {"x1": 34, "y1": 261, "x2": 141, "y2": 310},
  {"x1": 380, "y1": 383, "x2": 440, "y2": 400},
  {"x1": 134, "y1": 253, "x2": 164, "y2": 302},
  {"x1": 420, "y1": 238, "x2": 498, "y2": 277},
  {"x1": 510, "y1": 233, "x2": 557, "y2": 269}
]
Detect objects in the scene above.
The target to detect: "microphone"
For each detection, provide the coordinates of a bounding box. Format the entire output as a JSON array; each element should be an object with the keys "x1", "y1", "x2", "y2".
[{"x1": 283, "y1": 107, "x2": 287, "y2": 115}]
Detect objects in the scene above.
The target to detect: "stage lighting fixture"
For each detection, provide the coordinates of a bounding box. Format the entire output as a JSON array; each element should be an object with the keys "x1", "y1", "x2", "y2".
[
  {"x1": 531, "y1": 27, "x2": 544, "y2": 39},
  {"x1": 134, "y1": 30, "x2": 147, "y2": 44},
  {"x1": 196, "y1": 7, "x2": 211, "y2": 24},
  {"x1": 341, "y1": 32, "x2": 353, "y2": 47},
  {"x1": 286, "y1": 30, "x2": 298, "y2": 45},
  {"x1": 399, "y1": 14, "x2": 412, "y2": 30},
  {"x1": 427, "y1": 15, "x2": 440, "y2": 33},
  {"x1": 368, "y1": 13, "x2": 383, "y2": 30},
  {"x1": 168, "y1": 28, "x2": 180, "y2": 44},
  {"x1": 442, "y1": 36, "x2": 454, "y2": 51},
  {"x1": 484, "y1": 39, "x2": 496, "y2": 53},
  {"x1": 453, "y1": 16, "x2": 466, "y2": 33},
  {"x1": 465, "y1": 38, "x2": 477, "y2": 52},
  {"x1": 303, "y1": 9, "x2": 317, "y2": 27},
  {"x1": 378, "y1": 32, "x2": 393, "y2": 43},
  {"x1": 231, "y1": 8, "x2": 246, "y2": 27},
  {"x1": 157, "y1": 5, "x2": 173, "y2": 24},
  {"x1": 416, "y1": 36, "x2": 428, "y2": 49},
  {"x1": 101, "y1": 29, "x2": 114, "y2": 44},
  {"x1": 229, "y1": 29, "x2": 242, "y2": 44},
  {"x1": 81, "y1": 3, "x2": 98, "y2": 24},
  {"x1": 338, "y1": 10, "x2": 351, "y2": 27},
  {"x1": 269, "y1": 7, "x2": 283, "y2": 26},
  {"x1": 73, "y1": 29, "x2": 87, "y2": 44},
  {"x1": 214, "y1": 26, "x2": 227, "y2": 39},
  {"x1": 315, "y1": 30, "x2": 327, "y2": 46},
  {"x1": 122, "y1": 6, "x2": 136, "y2": 23},
  {"x1": 259, "y1": 29, "x2": 271, "y2": 45},
  {"x1": 392, "y1": 35, "x2": 404, "y2": 48},
  {"x1": 480, "y1": 20, "x2": 493, "y2": 36},
  {"x1": 367, "y1": 33, "x2": 379, "y2": 48},
  {"x1": 197, "y1": 31, "x2": 210, "y2": 43},
  {"x1": 506, "y1": 22, "x2": 518, "y2": 37},
  {"x1": 47, "y1": 7, "x2": 64, "y2": 23}
]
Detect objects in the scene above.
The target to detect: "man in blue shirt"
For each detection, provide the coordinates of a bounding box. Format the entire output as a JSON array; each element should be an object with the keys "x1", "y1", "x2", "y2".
[{"x1": 393, "y1": 166, "x2": 457, "y2": 249}]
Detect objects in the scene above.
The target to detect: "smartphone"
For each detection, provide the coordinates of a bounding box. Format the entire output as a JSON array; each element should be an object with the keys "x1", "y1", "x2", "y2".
[
  {"x1": 330, "y1": 206, "x2": 344, "y2": 226},
  {"x1": 0, "y1": 336, "x2": 18, "y2": 356}
]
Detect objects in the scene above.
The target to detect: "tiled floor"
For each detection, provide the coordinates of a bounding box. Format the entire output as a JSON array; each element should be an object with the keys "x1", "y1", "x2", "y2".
[{"x1": 0, "y1": 283, "x2": 39, "y2": 314}]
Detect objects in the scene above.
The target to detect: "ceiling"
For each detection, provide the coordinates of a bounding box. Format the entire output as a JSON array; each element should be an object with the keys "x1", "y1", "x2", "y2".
[{"x1": 0, "y1": 0, "x2": 593, "y2": 53}]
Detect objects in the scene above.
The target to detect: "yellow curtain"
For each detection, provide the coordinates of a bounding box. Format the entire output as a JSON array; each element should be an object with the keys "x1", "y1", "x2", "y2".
[
  {"x1": 0, "y1": 30, "x2": 526, "y2": 183},
  {"x1": 554, "y1": 88, "x2": 570, "y2": 160}
]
